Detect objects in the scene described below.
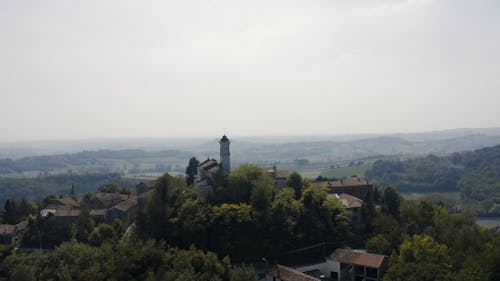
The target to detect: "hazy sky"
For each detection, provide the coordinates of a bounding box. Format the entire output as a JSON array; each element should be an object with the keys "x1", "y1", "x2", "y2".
[{"x1": 1, "y1": 0, "x2": 499, "y2": 142}]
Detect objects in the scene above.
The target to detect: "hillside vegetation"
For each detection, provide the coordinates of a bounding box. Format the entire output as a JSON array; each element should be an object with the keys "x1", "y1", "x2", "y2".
[
  {"x1": 366, "y1": 145, "x2": 500, "y2": 216},
  {"x1": 0, "y1": 173, "x2": 137, "y2": 206}
]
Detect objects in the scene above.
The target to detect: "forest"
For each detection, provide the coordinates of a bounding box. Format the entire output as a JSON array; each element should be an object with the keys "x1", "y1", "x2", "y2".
[
  {"x1": 0, "y1": 173, "x2": 137, "y2": 207},
  {"x1": 0, "y1": 163, "x2": 499, "y2": 280},
  {"x1": 366, "y1": 144, "x2": 500, "y2": 216}
]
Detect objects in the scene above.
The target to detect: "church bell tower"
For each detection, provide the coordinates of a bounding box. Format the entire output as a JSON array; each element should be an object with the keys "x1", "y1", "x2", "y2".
[{"x1": 219, "y1": 135, "x2": 230, "y2": 171}]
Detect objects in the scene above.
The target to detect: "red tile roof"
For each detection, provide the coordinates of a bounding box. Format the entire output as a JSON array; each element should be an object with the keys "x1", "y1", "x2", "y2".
[
  {"x1": 338, "y1": 193, "x2": 363, "y2": 208},
  {"x1": 327, "y1": 193, "x2": 363, "y2": 208},
  {"x1": 198, "y1": 159, "x2": 219, "y2": 170},
  {"x1": 329, "y1": 249, "x2": 385, "y2": 268},
  {"x1": 329, "y1": 176, "x2": 370, "y2": 187},
  {"x1": 267, "y1": 265, "x2": 320, "y2": 281},
  {"x1": 56, "y1": 197, "x2": 80, "y2": 208},
  {"x1": 0, "y1": 224, "x2": 15, "y2": 235},
  {"x1": 111, "y1": 197, "x2": 138, "y2": 212}
]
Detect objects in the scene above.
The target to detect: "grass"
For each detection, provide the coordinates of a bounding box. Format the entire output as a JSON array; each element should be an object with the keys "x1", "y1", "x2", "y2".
[{"x1": 301, "y1": 163, "x2": 373, "y2": 179}]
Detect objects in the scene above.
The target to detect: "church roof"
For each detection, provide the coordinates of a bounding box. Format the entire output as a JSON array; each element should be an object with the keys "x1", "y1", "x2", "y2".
[{"x1": 198, "y1": 159, "x2": 219, "y2": 170}]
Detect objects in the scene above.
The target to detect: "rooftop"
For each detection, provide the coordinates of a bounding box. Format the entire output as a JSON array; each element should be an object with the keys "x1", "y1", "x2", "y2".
[
  {"x1": 335, "y1": 193, "x2": 363, "y2": 208},
  {"x1": 0, "y1": 224, "x2": 15, "y2": 235},
  {"x1": 328, "y1": 249, "x2": 385, "y2": 268},
  {"x1": 266, "y1": 265, "x2": 320, "y2": 281},
  {"x1": 330, "y1": 176, "x2": 370, "y2": 187},
  {"x1": 198, "y1": 158, "x2": 219, "y2": 170},
  {"x1": 111, "y1": 197, "x2": 138, "y2": 212},
  {"x1": 55, "y1": 197, "x2": 80, "y2": 209}
]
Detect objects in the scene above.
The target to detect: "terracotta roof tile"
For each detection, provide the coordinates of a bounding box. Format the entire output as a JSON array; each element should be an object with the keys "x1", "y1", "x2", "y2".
[
  {"x1": 198, "y1": 159, "x2": 219, "y2": 170},
  {"x1": 56, "y1": 197, "x2": 80, "y2": 208},
  {"x1": 338, "y1": 193, "x2": 363, "y2": 208},
  {"x1": 111, "y1": 198, "x2": 137, "y2": 212},
  {"x1": 329, "y1": 249, "x2": 385, "y2": 268},
  {"x1": 267, "y1": 265, "x2": 320, "y2": 281},
  {"x1": 330, "y1": 176, "x2": 370, "y2": 187},
  {"x1": 0, "y1": 224, "x2": 15, "y2": 235}
]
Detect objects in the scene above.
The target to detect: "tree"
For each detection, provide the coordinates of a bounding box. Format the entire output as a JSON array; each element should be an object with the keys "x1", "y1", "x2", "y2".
[
  {"x1": 299, "y1": 186, "x2": 350, "y2": 246},
  {"x1": 365, "y1": 234, "x2": 393, "y2": 255},
  {"x1": 285, "y1": 172, "x2": 303, "y2": 199},
  {"x1": 382, "y1": 186, "x2": 402, "y2": 220},
  {"x1": 3, "y1": 200, "x2": 18, "y2": 224},
  {"x1": 383, "y1": 235, "x2": 453, "y2": 281},
  {"x1": 98, "y1": 183, "x2": 122, "y2": 193},
  {"x1": 185, "y1": 157, "x2": 200, "y2": 186},
  {"x1": 250, "y1": 176, "x2": 274, "y2": 215},
  {"x1": 226, "y1": 164, "x2": 269, "y2": 204},
  {"x1": 42, "y1": 195, "x2": 58, "y2": 208},
  {"x1": 269, "y1": 188, "x2": 300, "y2": 254},
  {"x1": 229, "y1": 264, "x2": 259, "y2": 281},
  {"x1": 139, "y1": 173, "x2": 188, "y2": 240},
  {"x1": 89, "y1": 224, "x2": 115, "y2": 246},
  {"x1": 70, "y1": 184, "x2": 76, "y2": 200}
]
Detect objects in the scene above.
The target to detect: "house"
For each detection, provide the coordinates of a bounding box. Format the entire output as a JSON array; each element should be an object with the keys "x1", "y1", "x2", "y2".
[
  {"x1": 106, "y1": 197, "x2": 138, "y2": 225},
  {"x1": 327, "y1": 193, "x2": 364, "y2": 225},
  {"x1": 45, "y1": 197, "x2": 81, "y2": 211},
  {"x1": 40, "y1": 197, "x2": 82, "y2": 225},
  {"x1": 267, "y1": 249, "x2": 387, "y2": 281},
  {"x1": 196, "y1": 158, "x2": 220, "y2": 189},
  {"x1": 0, "y1": 220, "x2": 29, "y2": 244},
  {"x1": 136, "y1": 180, "x2": 156, "y2": 210},
  {"x1": 290, "y1": 249, "x2": 386, "y2": 281},
  {"x1": 327, "y1": 249, "x2": 386, "y2": 281},
  {"x1": 136, "y1": 180, "x2": 155, "y2": 196},
  {"x1": 265, "y1": 264, "x2": 321, "y2": 281},
  {"x1": 52, "y1": 209, "x2": 82, "y2": 225},
  {"x1": 194, "y1": 135, "x2": 232, "y2": 192},
  {"x1": 314, "y1": 176, "x2": 373, "y2": 200},
  {"x1": 0, "y1": 224, "x2": 16, "y2": 244},
  {"x1": 89, "y1": 209, "x2": 107, "y2": 222},
  {"x1": 263, "y1": 166, "x2": 290, "y2": 189},
  {"x1": 95, "y1": 192, "x2": 129, "y2": 208}
]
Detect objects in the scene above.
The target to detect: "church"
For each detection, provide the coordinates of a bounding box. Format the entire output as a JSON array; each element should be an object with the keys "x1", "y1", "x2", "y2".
[{"x1": 195, "y1": 135, "x2": 230, "y2": 191}]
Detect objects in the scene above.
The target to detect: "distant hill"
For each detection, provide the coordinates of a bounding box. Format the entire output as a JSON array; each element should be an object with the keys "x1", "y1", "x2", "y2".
[
  {"x1": 1, "y1": 133, "x2": 500, "y2": 177},
  {"x1": 366, "y1": 144, "x2": 500, "y2": 216},
  {"x1": 0, "y1": 173, "x2": 138, "y2": 207}
]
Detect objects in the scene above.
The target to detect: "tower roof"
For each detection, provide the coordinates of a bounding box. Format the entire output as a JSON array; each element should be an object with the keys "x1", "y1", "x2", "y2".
[{"x1": 220, "y1": 135, "x2": 229, "y2": 142}]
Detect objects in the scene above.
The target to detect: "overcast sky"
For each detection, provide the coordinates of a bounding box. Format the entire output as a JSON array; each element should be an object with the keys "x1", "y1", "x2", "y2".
[{"x1": 1, "y1": 0, "x2": 499, "y2": 142}]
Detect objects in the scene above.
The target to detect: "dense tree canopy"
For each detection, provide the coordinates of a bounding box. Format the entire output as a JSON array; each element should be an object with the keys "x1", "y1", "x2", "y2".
[
  {"x1": 1, "y1": 163, "x2": 499, "y2": 280},
  {"x1": 366, "y1": 144, "x2": 500, "y2": 215}
]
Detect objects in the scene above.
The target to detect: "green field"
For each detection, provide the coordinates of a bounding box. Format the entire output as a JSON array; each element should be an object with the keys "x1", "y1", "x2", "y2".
[{"x1": 301, "y1": 163, "x2": 373, "y2": 179}]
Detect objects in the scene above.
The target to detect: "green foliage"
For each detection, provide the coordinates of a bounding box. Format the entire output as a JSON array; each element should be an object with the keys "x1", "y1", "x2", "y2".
[
  {"x1": 382, "y1": 186, "x2": 402, "y2": 220},
  {"x1": 229, "y1": 264, "x2": 259, "y2": 281},
  {"x1": 185, "y1": 157, "x2": 200, "y2": 186},
  {"x1": 140, "y1": 173, "x2": 187, "y2": 240},
  {"x1": 2, "y1": 198, "x2": 38, "y2": 224},
  {"x1": 0, "y1": 173, "x2": 137, "y2": 207},
  {"x1": 384, "y1": 235, "x2": 453, "y2": 281},
  {"x1": 365, "y1": 234, "x2": 393, "y2": 255},
  {"x1": 366, "y1": 145, "x2": 500, "y2": 215},
  {"x1": 21, "y1": 215, "x2": 71, "y2": 249},
  {"x1": 1, "y1": 239, "x2": 236, "y2": 281},
  {"x1": 98, "y1": 183, "x2": 130, "y2": 194},
  {"x1": 298, "y1": 185, "x2": 350, "y2": 246},
  {"x1": 225, "y1": 164, "x2": 269, "y2": 204},
  {"x1": 250, "y1": 176, "x2": 274, "y2": 215},
  {"x1": 89, "y1": 224, "x2": 114, "y2": 246},
  {"x1": 285, "y1": 172, "x2": 303, "y2": 199}
]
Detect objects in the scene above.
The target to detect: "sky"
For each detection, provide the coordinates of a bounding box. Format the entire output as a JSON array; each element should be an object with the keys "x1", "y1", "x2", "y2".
[{"x1": 1, "y1": 0, "x2": 499, "y2": 142}]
